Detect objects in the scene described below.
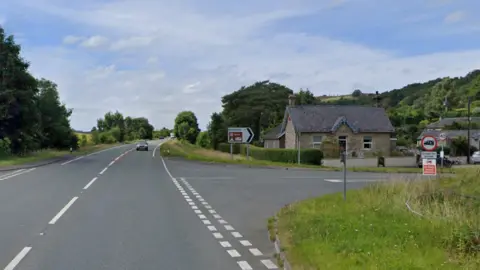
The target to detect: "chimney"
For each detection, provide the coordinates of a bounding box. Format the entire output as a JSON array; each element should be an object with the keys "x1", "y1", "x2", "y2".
[{"x1": 288, "y1": 94, "x2": 296, "y2": 107}]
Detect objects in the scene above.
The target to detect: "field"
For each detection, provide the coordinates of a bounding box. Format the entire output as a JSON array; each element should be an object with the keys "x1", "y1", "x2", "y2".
[{"x1": 272, "y1": 168, "x2": 480, "y2": 269}]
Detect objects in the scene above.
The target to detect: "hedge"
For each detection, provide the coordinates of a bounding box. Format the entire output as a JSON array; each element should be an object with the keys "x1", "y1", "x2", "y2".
[{"x1": 217, "y1": 143, "x2": 323, "y2": 165}]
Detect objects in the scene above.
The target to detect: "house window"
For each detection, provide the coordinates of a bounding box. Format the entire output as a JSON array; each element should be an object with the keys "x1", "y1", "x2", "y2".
[
  {"x1": 338, "y1": 136, "x2": 347, "y2": 150},
  {"x1": 363, "y1": 136, "x2": 373, "y2": 149},
  {"x1": 312, "y1": 135, "x2": 322, "y2": 149}
]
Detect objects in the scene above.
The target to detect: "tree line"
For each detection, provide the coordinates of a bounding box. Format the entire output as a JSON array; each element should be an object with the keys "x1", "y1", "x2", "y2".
[
  {"x1": 0, "y1": 26, "x2": 156, "y2": 157},
  {"x1": 87, "y1": 111, "x2": 155, "y2": 145}
]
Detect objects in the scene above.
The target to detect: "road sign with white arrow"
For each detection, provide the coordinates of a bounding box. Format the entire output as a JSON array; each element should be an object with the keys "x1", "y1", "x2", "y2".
[{"x1": 227, "y1": 127, "x2": 254, "y2": 144}]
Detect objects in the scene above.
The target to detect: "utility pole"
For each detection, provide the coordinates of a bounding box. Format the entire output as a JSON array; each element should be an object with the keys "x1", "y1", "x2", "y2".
[
  {"x1": 467, "y1": 96, "x2": 472, "y2": 164},
  {"x1": 373, "y1": 91, "x2": 381, "y2": 107}
]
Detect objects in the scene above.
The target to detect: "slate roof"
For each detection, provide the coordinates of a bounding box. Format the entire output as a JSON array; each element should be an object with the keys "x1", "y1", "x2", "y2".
[
  {"x1": 283, "y1": 105, "x2": 395, "y2": 133},
  {"x1": 417, "y1": 129, "x2": 480, "y2": 140},
  {"x1": 427, "y1": 117, "x2": 480, "y2": 129},
  {"x1": 263, "y1": 124, "x2": 284, "y2": 140}
]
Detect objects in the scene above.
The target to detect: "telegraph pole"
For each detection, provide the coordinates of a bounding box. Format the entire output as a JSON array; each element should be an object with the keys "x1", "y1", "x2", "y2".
[
  {"x1": 373, "y1": 91, "x2": 381, "y2": 107},
  {"x1": 467, "y1": 96, "x2": 472, "y2": 164}
]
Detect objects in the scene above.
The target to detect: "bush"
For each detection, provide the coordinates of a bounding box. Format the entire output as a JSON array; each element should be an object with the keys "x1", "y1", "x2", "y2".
[{"x1": 217, "y1": 143, "x2": 323, "y2": 165}]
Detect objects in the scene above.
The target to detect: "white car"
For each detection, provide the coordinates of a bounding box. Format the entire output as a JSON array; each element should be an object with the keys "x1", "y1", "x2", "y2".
[{"x1": 472, "y1": 151, "x2": 480, "y2": 164}]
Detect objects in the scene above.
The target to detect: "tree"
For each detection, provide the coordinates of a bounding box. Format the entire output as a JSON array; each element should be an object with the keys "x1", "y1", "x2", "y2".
[
  {"x1": 0, "y1": 27, "x2": 41, "y2": 154},
  {"x1": 174, "y1": 111, "x2": 200, "y2": 144},
  {"x1": 207, "y1": 112, "x2": 227, "y2": 149},
  {"x1": 352, "y1": 89, "x2": 362, "y2": 97},
  {"x1": 153, "y1": 127, "x2": 171, "y2": 138},
  {"x1": 296, "y1": 88, "x2": 317, "y2": 105},
  {"x1": 221, "y1": 81, "x2": 293, "y2": 141},
  {"x1": 196, "y1": 131, "x2": 210, "y2": 148},
  {"x1": 36, "y1": 78, "x2": 74, "y2": 149}
]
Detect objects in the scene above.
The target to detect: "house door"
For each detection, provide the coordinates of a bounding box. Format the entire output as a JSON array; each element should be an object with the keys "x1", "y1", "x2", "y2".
[{"x1": 338, "y1": 136, "x2": 347, "y2": 152}]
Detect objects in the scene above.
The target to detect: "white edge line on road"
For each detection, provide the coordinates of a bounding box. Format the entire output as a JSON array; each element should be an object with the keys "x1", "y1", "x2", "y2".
[
  {"x1": 152, "y1": 142, "x2": 163, "y2": 158},
  {"x1": 1, "y1": 169, "x2": 25, "y2": 178},
  {"x1": 0, "y1": 168, "x2": 36, "y2": 181},
  {"x1": 83, "y1": 177, "x2": 98, "y2": 190},
  {"x1": 48, "y1": 197, "x2": 78, "y2": 225},
  {"x1": 4, "y1": 246, "x2": 32, "y2": 270},
  {"x1": 61, "y1": 156, "x2": 84, "y2": 165},
  {"x1": 108, "y1": 161, "x2": 115, "y2": 166}
]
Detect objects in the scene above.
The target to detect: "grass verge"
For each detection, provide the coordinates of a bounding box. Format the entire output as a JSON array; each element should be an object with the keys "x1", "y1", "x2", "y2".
[
  {"x1": 273, "y1": 168, "x2": 480, "y2": 269},
  {"x1": 0, "y1": 143, "x2": 121, "y2": 167},
  {"x1": 160, "y1": 140, "x2": 459, "y2": 174}
]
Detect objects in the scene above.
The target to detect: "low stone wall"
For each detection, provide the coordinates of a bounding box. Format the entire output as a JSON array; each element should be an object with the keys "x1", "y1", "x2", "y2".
[{"x1": 323, "y1": 156, "x2": 417, "y2": 168}]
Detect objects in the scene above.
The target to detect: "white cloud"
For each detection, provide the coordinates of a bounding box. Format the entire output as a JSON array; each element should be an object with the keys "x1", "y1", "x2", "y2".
[
  {"x1": 444, "y1": 11, "x2": 466, "y2": 23},
  {"x1": 62, "y1": 35, "x2": 83, "y2": 44},
  {"x1": 5, "y1": 0, "x2": 480, "y2": 131},
  {"x1": 80, "y1": 35, "x2": 108, "y2": 48}
]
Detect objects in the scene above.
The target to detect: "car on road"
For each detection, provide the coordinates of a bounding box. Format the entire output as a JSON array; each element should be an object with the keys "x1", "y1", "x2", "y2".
[
  {"x1": 136, "y1": 141, "x2": 149, "y2": 151},
  {"x1": 471, "y1": 151, "x2": 480, "y2": 164}
]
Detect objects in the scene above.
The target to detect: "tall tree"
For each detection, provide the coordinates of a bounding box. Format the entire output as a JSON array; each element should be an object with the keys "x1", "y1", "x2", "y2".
[
  {"x1": 207, "y1": 112, "x2": 227, "y2": 149},
  {"x1": 174, "y1": 111, "x2": 200, "y2": 144},
  {"x1": 296, "y1": 88, "x2": 317, "y2": 105},
  {"x1": 221, "y1": 80, "x2": 293, "y2": 141}
]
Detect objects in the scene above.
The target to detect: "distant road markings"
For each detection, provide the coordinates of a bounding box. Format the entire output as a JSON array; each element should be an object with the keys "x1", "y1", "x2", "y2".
[
  {"x1": 220, "y1": 241, "x2": 232, "y2": 248},
  {"x1": 240, "y1": 240, "x2": 252, "y2": 246},
  {"x1": 152, "y1": 142, "x2": 163, "y2": 157},
  {"x1": 61, "y1": 144, "x2": 130, "y2": 165},
  {"x1": 48, "y1": 197, "x2": 78, "y2": 225},
  {"x1": 83, "y1": 177, "x2": 98, "y2": 190},
  {"x1": 324, "y1": 178, "x2": 381, "y2": 183},
  {"x1": 0, "y1": 168, "x2": 36, "y2": 181},
  {"x1": 4, "y1": 246, "x2": 32, "y2": 270}
]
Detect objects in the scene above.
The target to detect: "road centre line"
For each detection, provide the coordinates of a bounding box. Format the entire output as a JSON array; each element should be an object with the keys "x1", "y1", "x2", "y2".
[
  {"x1": 99, "y1": 167, "x2": 108, "y2": 175},
  {"x1": 4, "y1": 246, "x2": 32, "y2": 270},
  {"x1": 83, "y1": 177, "x2": 98, "y2": 190},
  {"x1": 48, "y1": 197, "x2": 78, "y2": 225}
]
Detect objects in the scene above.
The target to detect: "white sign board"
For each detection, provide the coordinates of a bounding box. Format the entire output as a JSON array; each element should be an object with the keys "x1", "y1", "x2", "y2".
[
  {"x1": 422, "y1": 158, "x2": 437, "y2": 176},
  {"x1": 421, "y1": 151, "x2": 437, "y2": 159},
  {"x1": 227, "y1": 127, "x2": 254, "y2": 144}
]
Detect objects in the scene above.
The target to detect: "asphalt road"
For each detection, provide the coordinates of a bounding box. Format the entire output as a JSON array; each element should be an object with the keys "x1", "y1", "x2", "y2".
[{"x1": 0, "y1": 140, "x2": 425, "y2": 270}]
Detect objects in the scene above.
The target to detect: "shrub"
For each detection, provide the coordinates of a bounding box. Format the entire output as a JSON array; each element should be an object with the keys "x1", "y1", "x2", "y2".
[{"x1": 217, "y1": 143, "x2": 323, "y2": 165}]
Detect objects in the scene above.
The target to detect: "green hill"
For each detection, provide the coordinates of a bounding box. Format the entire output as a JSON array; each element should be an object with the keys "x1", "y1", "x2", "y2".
[{"x1": 315, "y1": 70, "x2": 480, "y2": 146}]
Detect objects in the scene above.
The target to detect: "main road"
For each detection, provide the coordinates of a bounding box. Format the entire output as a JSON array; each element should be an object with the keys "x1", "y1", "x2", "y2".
[{"x1": 0, "y1": 140, "x2": 422, "y2": 270}]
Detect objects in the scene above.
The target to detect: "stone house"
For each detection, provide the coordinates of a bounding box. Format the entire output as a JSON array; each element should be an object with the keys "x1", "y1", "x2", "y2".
[
  {"x1": 263, "y1": 95, "x2": 396, "y2": 157},
  {"x1": 263, "y1": 124, "x2": 285, "y2": 148}
]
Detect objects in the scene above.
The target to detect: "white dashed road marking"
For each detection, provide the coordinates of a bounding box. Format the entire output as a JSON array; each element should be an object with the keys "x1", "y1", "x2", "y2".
[
  {"x1": 227, "y1": 249, "x2": 241, "y2": 257},
  {"x1": 99, "y1": 167, "x2": 108, "y2": 175},
  {"x1": 83, "y1": 177, "x2": 97, "y2": 190},
  {"x1": 237, "y1": 261, "x2": 253, "y2": 270},
  {"x1": 48, "y1": 197, "x2": 78, "y2": 225},
  {"x1": 61, "y1": 156, "x2": 84, "y2": 165},
  {"x1": 261, "y1": 259, "x2": 279, "y2": 269},
  {"x1": 160, "y1": 156, "x2": 279, "y2": 269},
  {"x1": 4, "y1": 247, "x2": 32, "y2": 270}
]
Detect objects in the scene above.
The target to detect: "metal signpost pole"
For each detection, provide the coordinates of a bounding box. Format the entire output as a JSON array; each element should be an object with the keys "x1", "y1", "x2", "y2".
[
  {"x1": 230, "y1": 143, "x2": 233, "y2": 160},
  {"x1": 297, "y1": 132, "x2": 301, "y2": 165},
  {"x1": 343, "y1": 150, "x2": 347, "y2": 201},
  {"x1": 246, "y1": 144, "x2": 250, "y2": 160}
]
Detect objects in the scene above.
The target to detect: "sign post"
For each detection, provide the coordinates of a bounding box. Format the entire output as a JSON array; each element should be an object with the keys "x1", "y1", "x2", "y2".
[
  {"x1": 439, "y1": 133, "x2": 447, "y2": 168},
  {"x1": 421, "y1": 135, "x2": 438, "y2": 176},
  {"x1": 227, "y1": 127, "x2": 254, "y2": 159}
]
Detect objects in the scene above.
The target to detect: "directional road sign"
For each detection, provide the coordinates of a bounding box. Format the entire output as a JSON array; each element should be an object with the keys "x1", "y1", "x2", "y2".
[
  {"x1": 421, "y1": 135, "x2": 438, "y2": 151},
  {"x1": 228, "y1": 127, "x2": 254, "y2": 144}
]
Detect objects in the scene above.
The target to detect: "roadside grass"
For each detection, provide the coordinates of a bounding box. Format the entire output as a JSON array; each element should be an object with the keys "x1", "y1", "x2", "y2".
[
  {"x1": 273, "y1": 168, "x2": 480, "y2": 269},
  {"x1": 159, "y1": 140, "x2": 460, "y2": 174},
  {"x1": 0, "y1": 143, "x2": 121, "y2": 167}
]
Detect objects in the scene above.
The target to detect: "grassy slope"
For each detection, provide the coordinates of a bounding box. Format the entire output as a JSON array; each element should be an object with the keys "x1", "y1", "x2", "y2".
[{"x1": 274, "y1": 168, "x2": 480, "y2": 269}]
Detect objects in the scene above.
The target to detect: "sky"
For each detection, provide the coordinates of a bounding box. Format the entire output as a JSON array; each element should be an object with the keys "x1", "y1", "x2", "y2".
[{"x1": 1, "y1": 0, "x2": 480, "y2": 131}]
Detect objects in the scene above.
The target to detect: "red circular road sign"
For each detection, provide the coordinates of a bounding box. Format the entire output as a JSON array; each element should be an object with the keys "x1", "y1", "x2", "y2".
[{"x1": 421, "y1": 135, "x2": 438, "y2": 151}]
